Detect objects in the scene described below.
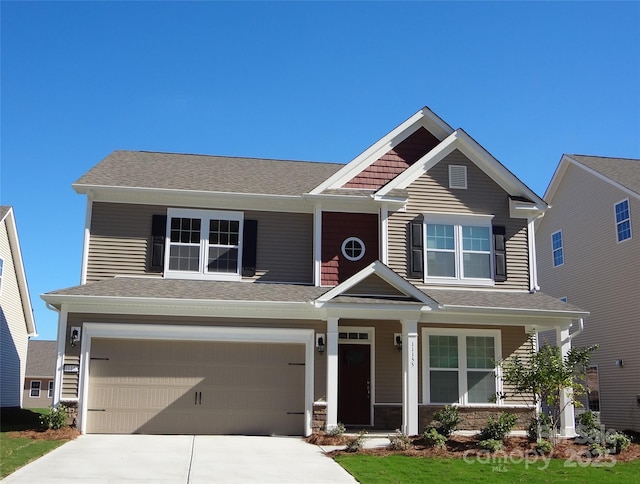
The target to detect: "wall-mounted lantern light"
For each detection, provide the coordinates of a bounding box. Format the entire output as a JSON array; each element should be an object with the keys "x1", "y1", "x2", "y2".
[
  {"x1": 316, "y1": 334, "x2": 326, "y2": 354},
  {"x1": 70, "y1": 327, "x2": 81, "y2": 347},
  {"x1": 394, "y1": 333, "x2": 402, "y2": 351}
]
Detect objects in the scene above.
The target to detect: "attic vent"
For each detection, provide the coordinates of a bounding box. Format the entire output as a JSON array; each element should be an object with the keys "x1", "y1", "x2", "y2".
[{"x1": 449, "y1": 165, "x2": 467, "y2": 189}]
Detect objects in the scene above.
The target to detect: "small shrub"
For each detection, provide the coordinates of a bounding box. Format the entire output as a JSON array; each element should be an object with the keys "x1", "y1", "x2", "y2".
[
  {"x1": 535, "y1": 439, "x2": 554, "y2": 454},
  {"x1": 478, "y1": 439, "x2": 503, "y2": 452},
  {"x1": 39, "y1": 405, "x2": 68, "y2": 430},
  {"x1": 588, "y1": 442, "x2": 607, "y2": 457},
  {"x1": 528, "y1": 413, "x2": 552, "y2": 441},
  {"x1": 607, "y1": 432, "x2": 631, "y2": 454},
  {"x1": 345, "y1": 430, "x2": 367, "y2": 453},
  {"x1": 327, "y1": 422, "x2": 346, "y2": 437},
  {"x1": 431, "y1": 405, "x2": 462, "y2": 437},
  {"x1": 388, "y1": 429, "x2": 413, "y2": 451},
  {"x1": 423, "y1": 428, "x2": 447, "y2": 449},
  {"x1": 479, "y1": 412, "x2": 518, "y2": 441},
  {"x1": 576, "y1": 411, "x2": 601, "y2": 444}
]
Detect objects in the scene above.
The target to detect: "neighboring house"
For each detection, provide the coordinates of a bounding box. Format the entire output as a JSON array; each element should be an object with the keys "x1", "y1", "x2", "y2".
[
  {"x1": 41, "y1": 107, "x2": 588, "y2": 437},
  {"x1": 23, "y1": 340, "x2": 57, "y2": 408},
  {"x1": 536, "y1": 154, "x2": 640, "y2": 433},
  {"x1": 0, "y1": 206, "x2": 37, "y2": 408}
]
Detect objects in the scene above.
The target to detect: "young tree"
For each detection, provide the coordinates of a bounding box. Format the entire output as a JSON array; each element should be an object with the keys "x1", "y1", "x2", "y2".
[{"x1": 498, "y1": 332, "x2": 597, "y2": 442}]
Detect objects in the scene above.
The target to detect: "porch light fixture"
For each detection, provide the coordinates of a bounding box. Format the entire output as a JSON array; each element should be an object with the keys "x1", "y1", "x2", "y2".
[
  {"x1": 316, "y1": 334, "x2": 326, "y2": 354},
  {"x1": 394, "y1": 333, "x2": 402, "y2": 351},
  {"x1": 70, "y1": 327, "x2": 81, "y2": 347}
]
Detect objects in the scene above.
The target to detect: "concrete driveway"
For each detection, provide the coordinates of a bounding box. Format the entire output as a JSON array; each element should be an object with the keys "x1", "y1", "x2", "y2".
[{"x1": 3, "y1": 435, "x2": 357, "y2": 483}]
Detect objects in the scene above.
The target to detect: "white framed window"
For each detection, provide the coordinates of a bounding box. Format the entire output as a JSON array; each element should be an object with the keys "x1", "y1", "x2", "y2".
[
  {"x1": 423, "y1": 213, "x2": 494, "y2": 285},
  {"x1": 586, "y1": 366, "x2": 600, "y2": 412},
  {"x1": 341, "y1": 237, "x2": 366, "y2": 261},
  {"x1": 165, "y1": 208, "x2": 244, "y2": 281},
  {"x1": 30, "y1": 380, "x2": 41, "y2": 398},
  {"x1": 614, "y1": 199, "x2": 632, "y2": 242},
  {"x1": 551, "y1": 230, "x2": 564, "y2": 267},
  {"x1": 48, "y1": 380, "x2": 54, "y2": 398},
  {"x1": 423, "y1": 328, "x2": 501, "y2": 405}
]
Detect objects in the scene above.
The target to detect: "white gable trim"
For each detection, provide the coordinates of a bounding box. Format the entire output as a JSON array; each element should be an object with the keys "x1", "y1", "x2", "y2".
[
  {"x1": 310, "y1": 107, "x2": 454, "y2": 194},
  {"x1": 315, "y1": 260, "x2": 437, "y2": 308},
  {"x1": 376, "y1": 129, "x2": 548, "y2": 208}
]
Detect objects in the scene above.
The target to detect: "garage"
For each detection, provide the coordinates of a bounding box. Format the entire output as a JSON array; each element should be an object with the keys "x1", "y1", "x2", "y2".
[{"x1": 86, "y1": 338, "x2": 306, "y2": 435}]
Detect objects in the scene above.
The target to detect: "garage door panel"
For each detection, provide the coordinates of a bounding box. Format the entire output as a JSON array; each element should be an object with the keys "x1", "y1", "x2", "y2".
[{"x1": 87, "y1": 338, "x2": 305, "y2": 435}]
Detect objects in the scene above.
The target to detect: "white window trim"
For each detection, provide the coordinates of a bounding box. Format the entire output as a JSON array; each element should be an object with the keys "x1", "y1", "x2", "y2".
[
  {"x1": 30, "y1": 380, "x2": 41, "y2": 398},
  {"x1": 341, "y1": 237, "x2": 366, "y2": 262},
  {"x1": 422, "y1": 327, "x2": 502, "y2": 406},
  {"x1": 614, "y1": 198, "x2": 632, "y2": 243},
  {"x1": 164, "y1": 208, "x2": 244, "y2": 281},
  {"x1": 423, "y1": 213, "x2": 495, "y2": 286},
  {"x1": 551, "y1": 230, "x2": 564, "y2": 267}
]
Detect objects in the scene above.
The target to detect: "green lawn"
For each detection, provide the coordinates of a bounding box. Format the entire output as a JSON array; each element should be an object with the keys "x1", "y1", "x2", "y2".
[
  {"x1": 0, "y1": 408, "x2": 70, "y2": 478},
  {"x1": 335, "y1": 454, "x2": 640, "y2": 483}
]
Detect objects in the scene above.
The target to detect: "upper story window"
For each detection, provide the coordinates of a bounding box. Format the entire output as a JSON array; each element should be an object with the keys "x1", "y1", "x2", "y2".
[
  {"x1": 341, "y1": 237, "x2": 366, "y2": 261},
  {"x1": 615, "y1": 199, "x2": 632, "y2": 242},
  {"x1": 551, "y1": 230, "x2": 564, "y2": 267},
  {"x1": 165, "y1": 208, "x2": 244, "y2": 281},
  {"x1": 424, "y1": 214, "x2": 494, "y2": 285}
]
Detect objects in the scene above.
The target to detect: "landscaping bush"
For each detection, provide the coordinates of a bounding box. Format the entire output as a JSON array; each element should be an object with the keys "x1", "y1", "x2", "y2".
[
  {"x1": 39, "y1": 405, "x2": 68, "y2": 430},
  {"x1": 478, "y1": 412, "x2": 517, "y2": 441},
  {"x1": 388, "y1": 429, "x2": 412, "y2": 451},
  {"x1": 528, "y1": 412, "x2": 552, "y2": 441},
  {"x1": 478, "y1": 439, "x2": 503, "y2": 452},
  {"x1": 327, "y1": 422, "x2": 346, "y2": 437},
  {"x1": 535, "y1": 439, "x2": 554, "y2": 454},
  {"x1": 607, "y1": 432, "x2": 631, "y2": 454},
  {"x1": 431, "y1": 405, "x2": 462, "y2": 437},
  {"x1": 345, "y1": 430, "x2": 367, "y2": 453},
  {"x1": 423, "y1": 428, "x2": 447, "y2": 449}
]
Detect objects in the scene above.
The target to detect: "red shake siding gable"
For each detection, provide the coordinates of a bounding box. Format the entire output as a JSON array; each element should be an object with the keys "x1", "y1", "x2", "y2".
[
  {"x1": 343, "y1": 127, "x2": 440, "y2": 189},
  {"x1": 321, "y1": 212, "x2": 379, "y2": 286}
]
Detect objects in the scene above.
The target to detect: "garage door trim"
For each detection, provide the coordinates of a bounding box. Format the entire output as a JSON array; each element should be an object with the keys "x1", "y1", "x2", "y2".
[{"x1": 78, "y1": 322, "x2": 315, "y2": 435}]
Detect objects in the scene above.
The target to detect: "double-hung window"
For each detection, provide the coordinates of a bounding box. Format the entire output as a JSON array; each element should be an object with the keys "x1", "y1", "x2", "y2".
[
  {"x1": 30, "y1": 381, "x2": 41, "y2": 398},
  {"x1": 551, "y1": 230, "x2": 564, "y2": 267},
  {"x1": 423, "y1": 328, "x2": 501, "y2": 405},
  {"x1": 615, "y1": 199, "x2": 632, "y2": 242},
  {"x1": 165, "y1": 208, "x2": 244, "y2": 281},
  {"x1": 48, "y1": 380, "x2": 54, "y2": 399},
  {"x1": 424, "y1": 214, "x2": 494, "y2": 285}
]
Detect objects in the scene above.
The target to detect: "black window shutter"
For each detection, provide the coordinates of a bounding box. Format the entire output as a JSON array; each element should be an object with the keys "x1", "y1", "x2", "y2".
[
  {"x1": 493, "y1": 225, "x2": 507, "y2": 282},
  {"x1": 409, "y1": 216, "x2": 424, "y2": 278},
  {"x1": 150, "y1": 215, "x2": 167, "y2": 272},
  {"x1": 242, "y1": 219, "x2": 258, "y2": 277}
]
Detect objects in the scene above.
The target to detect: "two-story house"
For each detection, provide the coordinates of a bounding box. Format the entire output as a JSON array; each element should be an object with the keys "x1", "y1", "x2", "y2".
[
  {"x1": 42, "y1": 107, "x2": 587, "y2": 437},
  {"x1": 536, "y1": 154, "x2": 639, "y2": 433},
  {"x1": 1, "y1": 206, "x2": 37, "y2": 408}
]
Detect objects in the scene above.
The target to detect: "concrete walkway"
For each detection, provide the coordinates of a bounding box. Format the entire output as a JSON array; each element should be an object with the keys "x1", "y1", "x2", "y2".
[{"x1": 3, "y1": 435, "x2": 359, "y2": 483}]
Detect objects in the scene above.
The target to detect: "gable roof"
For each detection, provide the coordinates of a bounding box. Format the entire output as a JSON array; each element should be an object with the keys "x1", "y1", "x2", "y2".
[
  {"x1": 0, "y1": 206, "x2": 37, "y2": 336},
  {"x1": 25, "y1": 340, "x2": 56, "y2": 377},
  {"x1": 73, "y1": 151, "x2": 343, "y2": 197},
  {"x1": 545, "y1": 154, "x2": 640, "y2": 202}
]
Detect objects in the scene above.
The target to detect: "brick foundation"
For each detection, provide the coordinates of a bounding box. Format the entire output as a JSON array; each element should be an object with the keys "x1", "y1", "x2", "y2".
[
  {"x1": 312, "y1": 403, "x2": 327, "y2": 433},
  {"x1": 419, "y1": 405, "x2": 534, "y2": 431}
]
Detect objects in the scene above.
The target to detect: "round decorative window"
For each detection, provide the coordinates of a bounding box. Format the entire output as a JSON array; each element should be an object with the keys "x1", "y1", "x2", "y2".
[{"x1": 341, "y1": 237, "x2": 366, "y2": 262}]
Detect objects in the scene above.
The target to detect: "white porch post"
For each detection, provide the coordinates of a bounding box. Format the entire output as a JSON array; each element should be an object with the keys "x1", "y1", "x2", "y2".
[
  {"x1": 556, "y1": 325, "x2": 576, "y2": 437},
  {"x1": 325, "y1": 317, "x2": 339, "y2": 431},
  {"x1": 401, "y1": 319, "x2": 419, "y2": 435}
]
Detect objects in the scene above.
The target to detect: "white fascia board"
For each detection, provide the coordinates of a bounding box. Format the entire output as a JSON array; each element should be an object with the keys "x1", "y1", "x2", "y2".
[
  {"x1": 4, "y1": 208, "x2": 37, "y2": 335},
  {"x1": 434, "y1": 304, "x2": 589, "y2": 319},
  {"x1": 423, "y1": 309, "x2": 586, "y2": 329},
  {"x1": 73, "y1": 185, "x2": 316, "y2": 214},
  {"x1": 542, "y1": 154, "x2": 570, "y2": 203},
  {"x1": 309, "y1": 108, "x2": 454, "y2": 194}
]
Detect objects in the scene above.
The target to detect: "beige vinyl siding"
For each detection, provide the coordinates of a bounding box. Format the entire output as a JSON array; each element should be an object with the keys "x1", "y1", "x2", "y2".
[
  {"x1": 64, "y1": 314, "x2": 327, "y2": 401},
  {"x1": 87, "y1": 202, "x2": 313, "y2": 284},
  {"x1": 23, "y1": 378, "x2": 54, "y2": 408},
  {"x1": 537, "y1": 163, "x2": 640, "y2": 431},
  {"x1": 344, "y1": 274, "x2": 406, "y2": 297},
  {"x1": 0, "y1": 219, "x2": 29, "y2": 407},
  {"x1": 387, "y1": 150, "x2": 530, "y2": 290}
]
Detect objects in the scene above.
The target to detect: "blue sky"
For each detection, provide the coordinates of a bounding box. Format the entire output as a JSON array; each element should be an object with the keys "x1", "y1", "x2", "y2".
[{"x1": 1, "y1": 1, "x2": 639, "y2": 341}]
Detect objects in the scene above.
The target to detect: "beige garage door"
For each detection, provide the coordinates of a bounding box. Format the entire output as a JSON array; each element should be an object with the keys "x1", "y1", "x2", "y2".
[{"x1": 86, "y1": 338, "x2": 305, "y2": 435}]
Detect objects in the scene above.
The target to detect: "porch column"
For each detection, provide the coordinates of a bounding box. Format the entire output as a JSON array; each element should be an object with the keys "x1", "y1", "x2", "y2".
[
  {"x1": 556, "y1": 325, "x2": 576, "y2": 437},
  {"x1": 401, "y1": 319, "x2": 419, "y2": 435},
  {"x1": 325, "y1": 317, "x2": 339, "y2": 431}
]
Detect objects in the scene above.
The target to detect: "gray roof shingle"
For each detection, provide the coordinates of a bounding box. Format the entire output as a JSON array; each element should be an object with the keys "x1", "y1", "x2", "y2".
[
  {"x1": 25, "y1": 340, "x2": 57, "y2": 377},
  {"x1": 570, "y1": 155, "x2": 640, "y2": 195},
  {"x1": 73, "y1": 151, "x2": 344, "y2": 196}
]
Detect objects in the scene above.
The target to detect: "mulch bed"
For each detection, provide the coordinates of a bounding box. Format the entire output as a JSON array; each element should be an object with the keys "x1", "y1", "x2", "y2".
[
  {"x1": 307, "y1": 433, "x2": 640, "y2": 463},
  {"x1": 7, "y1": 427, "x2": 81, "y2": 441}
]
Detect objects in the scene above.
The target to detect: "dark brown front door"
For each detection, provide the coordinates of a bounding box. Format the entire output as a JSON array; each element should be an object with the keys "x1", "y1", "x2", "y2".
[{"x1": 338, "y1": 344, "x2": 371, "y2": 425}]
